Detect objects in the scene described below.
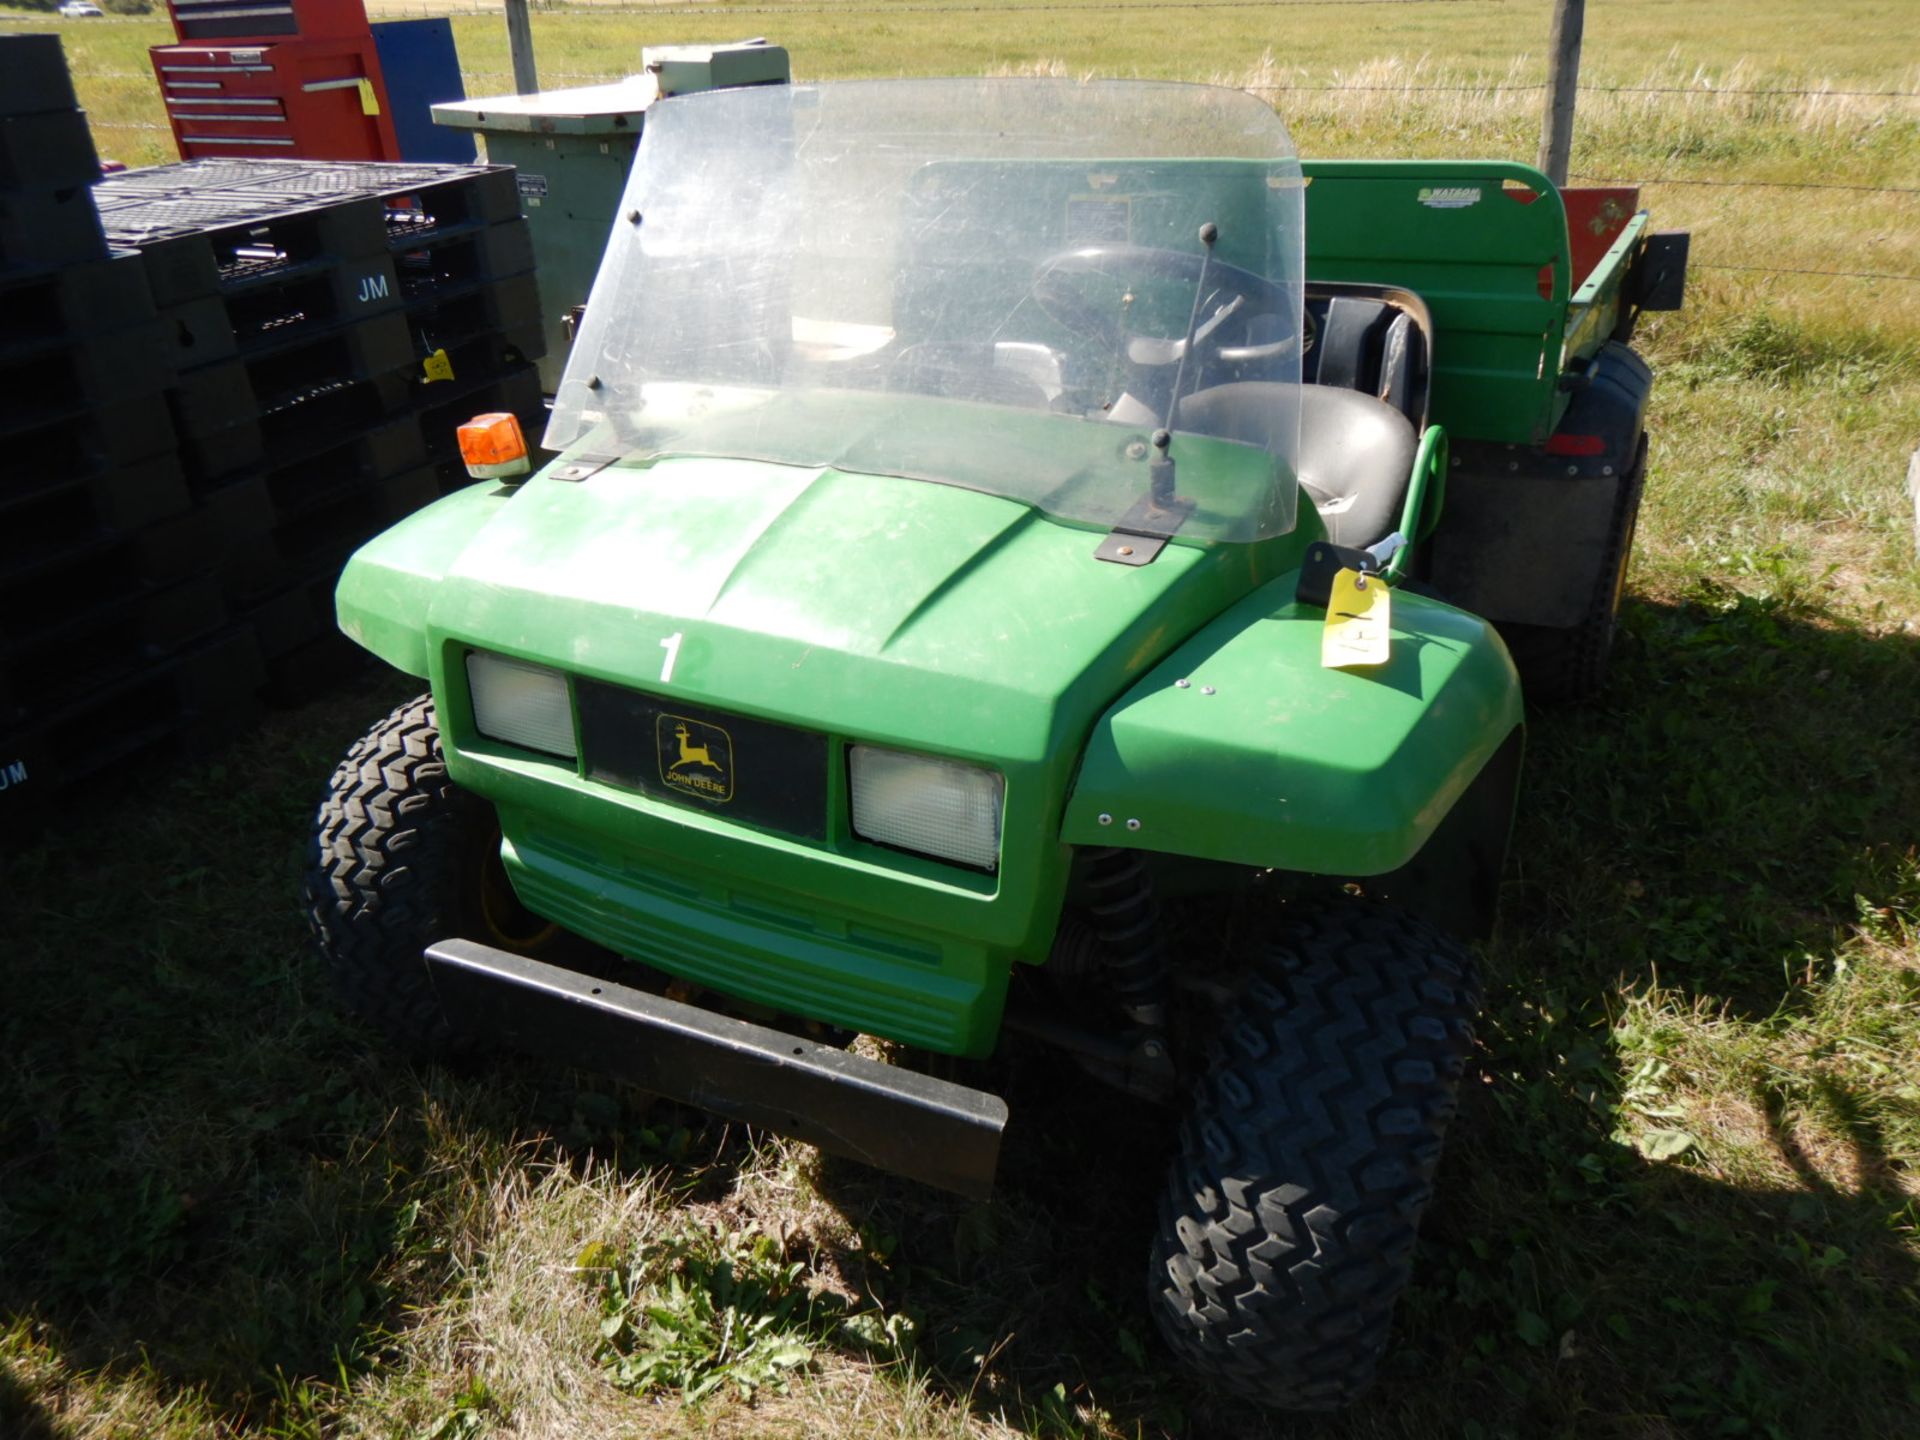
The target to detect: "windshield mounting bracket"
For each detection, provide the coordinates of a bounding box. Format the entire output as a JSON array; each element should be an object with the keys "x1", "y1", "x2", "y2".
[
  {"x1": 550, "y1": 456, "x2": 619, "y2": 484},
  {"x1": 1094, "y1": 492, "x2": 1196, "y2": 567}
]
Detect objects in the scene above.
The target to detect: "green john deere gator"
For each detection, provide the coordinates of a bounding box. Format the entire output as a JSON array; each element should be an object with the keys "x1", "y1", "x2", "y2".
[{"x1": 306, "y1": 79, "x2": 1686, "y2": 1407}]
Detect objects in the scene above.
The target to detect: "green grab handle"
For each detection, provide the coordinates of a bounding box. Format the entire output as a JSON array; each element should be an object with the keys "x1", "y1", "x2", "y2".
[{"x1": 1387, "y1": 424, "x2": 1448, "y2": 584}]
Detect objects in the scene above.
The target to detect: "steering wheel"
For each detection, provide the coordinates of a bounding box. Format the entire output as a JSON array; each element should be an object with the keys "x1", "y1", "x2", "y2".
[{"x1": 1030, "y1": 244, "x2": 1302, "y2": 370}]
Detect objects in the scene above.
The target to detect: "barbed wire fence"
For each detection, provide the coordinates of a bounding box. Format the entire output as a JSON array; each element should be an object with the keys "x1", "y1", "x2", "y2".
[
  {"x1": 78, "y1": 64, "x2": 1920, "y2": 102},
  {"x1": 62, "y1": 0, "x2": 1919, "y2": 284},
  {"x1": 0, "y1": 0, "x2": 1546, "y2": 18}
]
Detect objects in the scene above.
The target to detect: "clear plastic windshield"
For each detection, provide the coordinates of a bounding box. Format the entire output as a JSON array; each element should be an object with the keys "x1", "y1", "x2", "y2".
[{"x1": 547, "y1": 78, "x2": 1306, "y2": 542}]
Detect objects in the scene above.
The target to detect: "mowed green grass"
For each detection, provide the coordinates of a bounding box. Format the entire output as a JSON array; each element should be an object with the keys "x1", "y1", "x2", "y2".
[{"x1": 3, "y1": 2, "x2": 1920, "y2": 1438}]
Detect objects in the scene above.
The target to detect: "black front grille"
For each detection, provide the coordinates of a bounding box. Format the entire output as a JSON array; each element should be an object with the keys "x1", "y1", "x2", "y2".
[{"x1": 575, "y1": 680, "x2": 829, "y2": 841}]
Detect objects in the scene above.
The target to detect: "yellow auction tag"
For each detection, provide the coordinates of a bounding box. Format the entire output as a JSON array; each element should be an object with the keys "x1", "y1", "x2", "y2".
[
  {"x1": 1321, "y1": 567, "x2": 1392, "y2": 669},
  {"x1": 357, "y1": 79, "x2": 381, "y2": 116},
  {"x1": 421, "y1": 347, "x2": 455, "y2": 383}
]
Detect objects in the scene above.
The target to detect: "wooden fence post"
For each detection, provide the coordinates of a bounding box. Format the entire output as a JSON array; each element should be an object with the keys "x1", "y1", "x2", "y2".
[
  {"x1": 1907, "y1": 449, "x2": 1920, "y2": 559},
  {"x1": 1537, "y1": 0, "x2": 1586, "y2": 186},
  {"x1": 505, "y1": 0, "x2": 539, "y2": 97}
]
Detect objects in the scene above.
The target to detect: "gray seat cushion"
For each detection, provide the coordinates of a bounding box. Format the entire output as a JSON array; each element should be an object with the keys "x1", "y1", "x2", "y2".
[{"x1": 1177, "y1": 382, "x2": 1417, "y2": 548}]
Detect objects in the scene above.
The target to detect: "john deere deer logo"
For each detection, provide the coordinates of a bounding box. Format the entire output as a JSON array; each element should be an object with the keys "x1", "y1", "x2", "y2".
[
  {"x1": 656, "y1": 713, "x2": 733, "y2": 803},
  {"x1": 669, "y1": 722, "x2": 722, "y2": 771}
]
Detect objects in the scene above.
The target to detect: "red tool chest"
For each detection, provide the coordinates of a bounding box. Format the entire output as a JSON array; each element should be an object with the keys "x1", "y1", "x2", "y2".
[
  {"x1": 162, "y1": 0, "x2": 377, "y2": 45},
  {"x1": 150, "y1": 0, "x2": 400, "y2": 162}
]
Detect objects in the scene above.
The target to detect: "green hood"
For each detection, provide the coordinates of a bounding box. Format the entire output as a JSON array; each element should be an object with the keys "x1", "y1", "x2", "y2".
[{"x1": 395, "y1": 456, "x2": 1291, "y2": 766}]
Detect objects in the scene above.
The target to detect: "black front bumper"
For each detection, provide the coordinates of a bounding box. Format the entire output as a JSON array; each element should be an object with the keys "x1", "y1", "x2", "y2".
[{"x1": 424, "y1": 939, "x2": 1009, "y2": 1199}]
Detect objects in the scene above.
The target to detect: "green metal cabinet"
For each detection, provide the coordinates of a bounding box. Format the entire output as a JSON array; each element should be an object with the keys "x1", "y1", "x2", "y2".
[{"x1": 432, "y1": 42, "x2": 789, "y2": 392}]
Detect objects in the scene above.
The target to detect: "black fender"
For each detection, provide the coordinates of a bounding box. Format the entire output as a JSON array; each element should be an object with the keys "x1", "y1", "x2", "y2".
[{"x1": 1426, "y1": 341, "x2": 1651, "y2": 630}]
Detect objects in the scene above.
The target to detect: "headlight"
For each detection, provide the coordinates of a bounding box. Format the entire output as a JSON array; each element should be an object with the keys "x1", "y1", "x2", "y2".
[
  {"x1": 848, "y1": 744, "x2": 1003, "y2": 870},
  {"x1": 466, "y1": 651, "x2": 577, "y2": 759}
]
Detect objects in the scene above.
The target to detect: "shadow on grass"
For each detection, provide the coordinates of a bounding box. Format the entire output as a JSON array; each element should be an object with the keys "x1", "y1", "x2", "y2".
[
  {"x1": 781, "y1": 1031, "x2": 1918, "y2": 1440},
  {"x1": 0, "y1": 669, "x2": 802, "y2": 1433},
  {"x1": 1500, "y1": 587, "x2": 1920, "y2": 1022},
  {"x1": 0, "y1": 1353, "x2": 71, "y2": 1440},
  {"x1": 1, "y1": 587, "x2": 1916, "y2": 1437}
]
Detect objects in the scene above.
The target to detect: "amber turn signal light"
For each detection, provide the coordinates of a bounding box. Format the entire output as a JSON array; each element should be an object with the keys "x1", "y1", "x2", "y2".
[{"x1": 458, "y1": 412, "x2": 532, "y2": 480}]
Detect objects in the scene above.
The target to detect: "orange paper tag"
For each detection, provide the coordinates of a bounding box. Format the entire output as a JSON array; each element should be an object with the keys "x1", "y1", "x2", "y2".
[{"x1": 1321, "y1": 567, "x2": 1391, "y2": 668}]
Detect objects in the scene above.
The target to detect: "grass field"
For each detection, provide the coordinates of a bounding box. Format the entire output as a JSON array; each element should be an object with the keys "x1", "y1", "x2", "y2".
[{"x1": 3, "y1": 1, "x2": 1920, "y2": 1437}]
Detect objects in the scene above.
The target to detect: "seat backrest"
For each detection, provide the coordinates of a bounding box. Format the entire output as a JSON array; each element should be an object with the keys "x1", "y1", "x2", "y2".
[
  {"x1": 1178, "y1": 382, "x2": 1415, "y2": 549},
  {"x1": 1310, "y1": 295, "x2": 1426, "y2": 427}
]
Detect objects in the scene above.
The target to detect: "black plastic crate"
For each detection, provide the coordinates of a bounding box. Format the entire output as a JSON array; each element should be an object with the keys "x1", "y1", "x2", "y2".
[
  {"x1": 379, "y1": 169, "x2": 523, "y2": 242},
  {"x1": 242, "y1": 464, "x2": 437, "y2": 669},
  {"x1": 192, "y1": 318, "x2": 543, "y2": 484},
  {"x1": 0, "y1": 184, "x2": 107, "y2": 271},
  {"x1": 260, "y1": 628, "x2": 374, "y2": 707},
  {"x1": 0, "y1": 557, "x2": 228, "y2": 662},
  {"x1": 405, "y1": 323, "x2": 543, "y2": 409},
  {"x1": 158, "y1": 250, "x2": 406, "y2": 372},
  {"x1": 277, "y1": 462, "x2": 438, "y2": 564},
  {"x1": 394, "y1": 220, "x2": 537, "y2": 306},
  {"x1": 214, "y1": 417, "x2": 429, "y2": 594},
  {"x1": 98, "y1": 159, "x2": 516, "y2": 222},
  {"x1": 0, "y1": 477, "x2": 276, "y2": 718},
  {"x1": 260, "y1": 413, "x2": 428, "y2": 516},
  {"x1": 168, "y1": 308, "x2": 414, "y2": 441},
  {"x1": 92, "y1": 160, "x2": 310, "y2": 196},
  {"x1": 0, "y1": 483, "x2": 269, "y2": 614},
  {"x1": 95, "y1": 188, "x2": 390, "y2": 307},
  {"x1": 0, "y1": 454, "x2": 195, "y2": 569},
  {"x1": 0, "y1": 109, "x2": 99, "y2": 192},
  {"x1": 6, "y1": 391, "x2": 178, "y2": 478},
  {"x1": 251, "y1": 464, "x2": 438, "y2": 604},
  {"x1": 0, "y1": 319, "x2": 173, "y2": 436},
  {"x1": 0, "y1": 574, "x2": 232, "y2": 718},
  {"x1": 0, "y1": 34, "x2": 80, "y2": 119},
  {"x1": 405, "y1": 271, "x2": 543, "y2": 357},
  {"x1": 242, "y1": 563, "x2": 340, "y2": 663},
  {"x1": 134, "y1": 159, "x2": 497, "y2": 195},
  {"x1": 0, "y1": 251, "x2": 158, "y2": 353},
  {"x1": 178, "y1": 361, "x2": 540, "y2": 502},
  {"x1": 0, "y1": 624, "x2": 266, "y2": 847},
  {"x1": 173, "y1": 368, "x2": 415, "y2": 486},
  {"x1": 218, "y1": 161, "x2": 521, "y2": 238}
]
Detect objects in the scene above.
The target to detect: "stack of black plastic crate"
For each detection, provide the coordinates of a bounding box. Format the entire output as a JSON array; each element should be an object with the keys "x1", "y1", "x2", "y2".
[
  {"x1": 90, "y1": 158, "x2": 546, "y2": 702},
  {"x1": 1, "y1": 34, "x2": 264, "y2": 842}
]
